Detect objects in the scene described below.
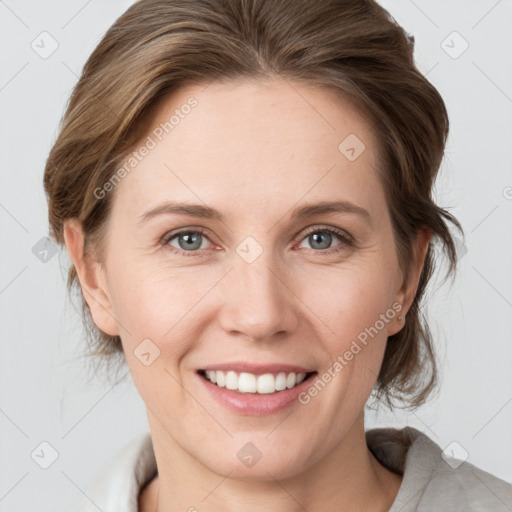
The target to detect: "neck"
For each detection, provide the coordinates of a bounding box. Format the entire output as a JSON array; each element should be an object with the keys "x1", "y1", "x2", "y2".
[{"x1": 139, "y1": 412, "x2": 402, "y2": 512}]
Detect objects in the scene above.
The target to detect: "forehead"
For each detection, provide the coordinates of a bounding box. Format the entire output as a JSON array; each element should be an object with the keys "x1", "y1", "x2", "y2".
[{"x1": 114, "y1": 78, "x2": 384, "y2": 221}]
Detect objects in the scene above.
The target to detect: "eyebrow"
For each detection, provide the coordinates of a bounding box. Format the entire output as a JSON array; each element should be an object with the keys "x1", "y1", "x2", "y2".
[{"x1": 138, "y1": 199, "x2": 372, "y2": 226}]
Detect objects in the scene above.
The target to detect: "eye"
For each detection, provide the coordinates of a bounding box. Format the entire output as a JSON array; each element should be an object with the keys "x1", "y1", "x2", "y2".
[
  {"x1": 297, "y1": 226, "x2": 354, "y2": 254},
  {"x1": 162, "y1": 228, "x2": 213, "y2": 257},
  {"x1": 161, "y1": 226, "x2": 354, "y2": 258}
]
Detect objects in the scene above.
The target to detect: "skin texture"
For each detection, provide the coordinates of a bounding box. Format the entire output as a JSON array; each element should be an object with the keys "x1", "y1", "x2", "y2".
[{"x1": 64, "y1": 78, "x2": 430, "y2": 512}]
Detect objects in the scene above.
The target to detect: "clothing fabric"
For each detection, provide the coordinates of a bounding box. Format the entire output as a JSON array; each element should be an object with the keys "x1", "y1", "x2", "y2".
[{"x1": 73, "y1": 426, "x2": 512, "y2": 511}]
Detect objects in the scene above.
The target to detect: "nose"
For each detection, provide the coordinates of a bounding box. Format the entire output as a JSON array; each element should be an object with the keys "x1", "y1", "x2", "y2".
[{"x1": 217, "y1": 251, "x2": 299, "y2": 342}]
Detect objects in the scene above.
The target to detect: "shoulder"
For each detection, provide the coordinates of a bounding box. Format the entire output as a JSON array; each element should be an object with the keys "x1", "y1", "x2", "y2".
[
  {"x1": 366, "y1": 426, "x2": 512, "y2": 512},
  {"x1": 73, "y1": 432, "x2": 157, "y2": 512},
  {"x1": 428, "y1": 459, "x2": 512, "y2": 510}
]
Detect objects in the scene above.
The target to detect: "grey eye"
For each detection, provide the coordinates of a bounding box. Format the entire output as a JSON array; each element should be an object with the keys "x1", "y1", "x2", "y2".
[
  {"x1": 168, "y1": 231, "x2": 207, "y2": 251},
  {"x1": 307, "y1": 231, "x2": 334, "y2": 250}
]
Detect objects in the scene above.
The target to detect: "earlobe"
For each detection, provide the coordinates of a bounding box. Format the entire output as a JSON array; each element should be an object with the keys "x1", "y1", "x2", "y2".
[
  {"x1": 63, "y1": 219, "x2": 120, "y2": 337},
  {"x1": 407, "y1": 227, "x2": 432, "y2": 304},
  {"x1": 389, "y1": 228, "x2": 432, "y2": 335}
]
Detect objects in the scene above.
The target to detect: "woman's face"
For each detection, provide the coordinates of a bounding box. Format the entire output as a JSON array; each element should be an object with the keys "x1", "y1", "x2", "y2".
[{"x1": 70, "y1": 78, "x2": 426, "y2": 479}]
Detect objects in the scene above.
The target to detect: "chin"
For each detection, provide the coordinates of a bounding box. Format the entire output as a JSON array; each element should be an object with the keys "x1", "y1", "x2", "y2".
[
  {"x1": 212, "y1": 459, "x2": 307, "y2": 482},
  {"x1": 197, "y1": 436, "x2": 314, "y2": 482}
]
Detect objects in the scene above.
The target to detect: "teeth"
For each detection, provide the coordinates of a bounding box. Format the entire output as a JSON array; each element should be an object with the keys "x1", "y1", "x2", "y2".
[
  {"x1": 216, "y1": 371, "x2": 226, "y2": 388},
  {"x1": 239, "y1": 372, "x2": 257, "y2": 393},
  {"x1": 257, "y1": 373, "x2": 275, "y2": 394},
  {"x1": 203, "y1": 370, "x2": 309, "y2": 394},
  {"x1": 275, "y1": 372, "x2": 287, "y2": 391},
  {"x1": 225, "y1": 371, "x2": 238, "y2": 390}
]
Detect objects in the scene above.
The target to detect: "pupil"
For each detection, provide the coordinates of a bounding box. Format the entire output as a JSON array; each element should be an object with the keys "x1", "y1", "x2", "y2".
[
  {"x1": 311, "y1": 231, "x2": 331, "y2": 250},
  {"x1": 179, "y1": 232, "x2": 201, "y2": 250}
]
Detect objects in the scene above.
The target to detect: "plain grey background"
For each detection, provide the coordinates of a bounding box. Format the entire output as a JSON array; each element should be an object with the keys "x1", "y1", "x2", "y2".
[{"x1": 1, "y1": 1, "x2": 511, "y2": 510}]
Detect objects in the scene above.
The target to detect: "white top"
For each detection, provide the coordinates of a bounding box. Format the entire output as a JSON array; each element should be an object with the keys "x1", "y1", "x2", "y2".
[{"x1": 73, "y1": 427, "x2": 512, "y2": 511}]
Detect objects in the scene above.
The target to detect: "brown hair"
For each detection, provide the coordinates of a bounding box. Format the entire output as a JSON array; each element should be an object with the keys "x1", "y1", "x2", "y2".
[{"x1": 43, "y1": 0, "x2": 464, "y2": 408}]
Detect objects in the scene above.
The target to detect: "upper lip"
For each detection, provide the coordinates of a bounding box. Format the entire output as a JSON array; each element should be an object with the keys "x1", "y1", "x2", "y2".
[{"x1": 199, "y1": 362, "x2": 316, "y2": 375}]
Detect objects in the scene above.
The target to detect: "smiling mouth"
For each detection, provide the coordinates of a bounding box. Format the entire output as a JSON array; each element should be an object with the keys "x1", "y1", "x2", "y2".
[{"x1": 197, "y1": 369, "x2": 317, "y2": 394}]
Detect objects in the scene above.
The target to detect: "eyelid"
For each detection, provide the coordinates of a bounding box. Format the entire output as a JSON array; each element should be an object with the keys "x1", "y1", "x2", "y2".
[
  {"x1": 298, "y1": 224, "x2": 354, "y2": 244},
  {"x1": 161, "y1": 226, "x2": 212, "y2": 244}
]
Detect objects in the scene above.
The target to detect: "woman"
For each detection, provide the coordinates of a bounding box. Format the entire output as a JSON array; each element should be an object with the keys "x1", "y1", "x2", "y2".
[{"x1": 43, "y1": 0, "x2": 511, "y2": 510}]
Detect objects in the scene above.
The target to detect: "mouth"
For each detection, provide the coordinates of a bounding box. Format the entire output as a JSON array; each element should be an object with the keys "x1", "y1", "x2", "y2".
[{"x1": 197, "y1": 369, "x2": 318, "y2": 395}]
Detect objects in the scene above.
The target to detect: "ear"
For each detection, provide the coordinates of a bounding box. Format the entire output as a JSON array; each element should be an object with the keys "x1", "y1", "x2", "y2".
[
  {"x1": 63, "y1": 219, "x2": 120, "y2": 337},
  {"x1": 388, "y1": 227, "x2": 432, "y2": 336}
]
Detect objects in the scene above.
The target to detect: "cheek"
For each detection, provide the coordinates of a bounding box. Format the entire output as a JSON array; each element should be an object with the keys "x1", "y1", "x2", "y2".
[
  {"x1": 297, "y1": 258, "x2": 398, "y2": 399},
  {"x1": 109, "y1": 261, "x2": 208, "y2": 409},
  {"x1": 107, "y1": 237, "x2": 398, "y2": 361},
  {"x1": 306, "y1": 262, "x2": 396, "y2": 341},
  {"x1": 107, "y1": 257, "x2": 222, "y2": 350}
]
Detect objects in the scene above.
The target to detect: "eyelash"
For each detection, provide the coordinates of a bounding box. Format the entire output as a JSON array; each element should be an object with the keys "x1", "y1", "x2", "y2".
[{"x1": 161, "y1": 226, "x2": 354, "y2": 258}]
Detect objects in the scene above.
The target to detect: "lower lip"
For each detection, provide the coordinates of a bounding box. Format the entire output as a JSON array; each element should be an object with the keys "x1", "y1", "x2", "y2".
[{"x1": 197, "y1": 372, "x2": 316, "y2": 416}]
